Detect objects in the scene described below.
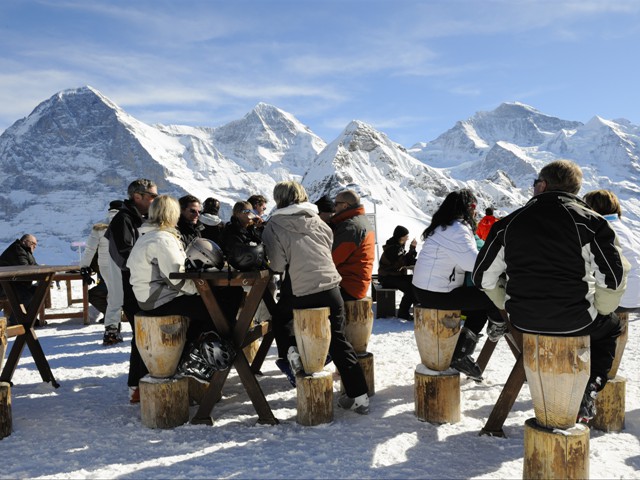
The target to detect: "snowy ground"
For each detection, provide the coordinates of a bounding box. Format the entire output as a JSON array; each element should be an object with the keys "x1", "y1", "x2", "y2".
[{"x1": 2, "y1": 283, "x2": 640, "y2": 479}]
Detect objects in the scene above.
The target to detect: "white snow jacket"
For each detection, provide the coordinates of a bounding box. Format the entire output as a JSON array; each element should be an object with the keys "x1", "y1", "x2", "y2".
[
  {"x1": 127, "y1": 224, "x2": 198, "y2": 310},
  {"x1": 262, "y1": 202, "x2": 341, "y2": 297},
  {"x1": 412, "y1": 220, "x2": 478, "y2": 293},
  {"x1": 80, "y1": 210, "x2": 119, "y2": 270},
  {"x1": 605, "y1": 215, "x2": 640, "y2": 308}
]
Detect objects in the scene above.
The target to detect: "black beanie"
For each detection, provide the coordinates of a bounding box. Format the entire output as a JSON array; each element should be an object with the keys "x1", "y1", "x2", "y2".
[
  {"x1": 393, "y1": 225, "x2": 409, "y2": 239},
  {"x1": 315, "y1": 195, "x2": 335, "y2": 213},
  {"x1": 109, "y1": 200, "x2": 124, "y2": 211}
]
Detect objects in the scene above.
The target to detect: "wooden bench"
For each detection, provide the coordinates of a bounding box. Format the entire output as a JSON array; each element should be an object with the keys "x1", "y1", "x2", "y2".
[{"x1": 1, "y1": 317, "x2": 21, "y2": 439}]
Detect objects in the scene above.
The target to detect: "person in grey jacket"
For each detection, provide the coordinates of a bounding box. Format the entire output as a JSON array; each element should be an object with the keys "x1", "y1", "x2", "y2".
[{"x1": 262, "y1": 181, "x2": 370, "y2": 414}]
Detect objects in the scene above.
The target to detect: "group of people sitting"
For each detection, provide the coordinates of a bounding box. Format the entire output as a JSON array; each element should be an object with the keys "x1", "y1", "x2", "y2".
[{"x1": 3, "y1": 158, "x2": 637, "y2": 423}]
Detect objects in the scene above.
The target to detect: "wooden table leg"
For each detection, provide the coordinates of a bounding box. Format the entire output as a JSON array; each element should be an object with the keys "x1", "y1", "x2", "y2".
[
  {"x1": 0, "y1": 276, "x2": 60, "y2": 387},
  {"x1": 191, "y1": 369, "x2": 230, "y2": 425},
  {"x1": 480, "y1": 355, "x2": 526, "y2": 437},
  {"x1": 234, "y1": 350, "x2": 278, "y2": 425}
]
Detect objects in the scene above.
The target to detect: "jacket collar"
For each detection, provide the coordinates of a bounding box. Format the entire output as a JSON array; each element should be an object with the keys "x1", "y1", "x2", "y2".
[{"x1": 331, "y1": 204, "x2": 365, "y2": 224}]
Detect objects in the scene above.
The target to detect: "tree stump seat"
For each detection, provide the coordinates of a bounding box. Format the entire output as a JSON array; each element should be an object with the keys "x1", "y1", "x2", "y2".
[
  {"x1": 134, "y1": 313, "x2": 190, "y2": 429},
  {"x1": 293, "y1": 307, "x2": 333, "y2": 426},
  {"x1": 344, "y1": 298, "x2": 375, "y2": 396},
  {"x1": 522, "y1": 333, "x2": 590, "y2": 479},
  {"x1": 413, "y1": 307, "x2": 462, "y2": 424},
  {"x1": 593, "y1": 311, "x2": 629, "y2": 432}
]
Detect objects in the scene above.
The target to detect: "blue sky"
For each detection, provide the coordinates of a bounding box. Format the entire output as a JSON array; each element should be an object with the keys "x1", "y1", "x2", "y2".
[{"x1": 1, "y1": 0, "x2": 639, "y2": 146}]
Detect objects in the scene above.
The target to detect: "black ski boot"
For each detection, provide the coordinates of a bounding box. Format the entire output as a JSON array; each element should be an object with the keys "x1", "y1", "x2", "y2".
[{"x1": 450, "y1": 327, "x2": 483, "y2": 382}]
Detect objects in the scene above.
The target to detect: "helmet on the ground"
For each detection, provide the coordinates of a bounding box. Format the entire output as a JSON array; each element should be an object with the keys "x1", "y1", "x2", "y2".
[
  {"x1": 177, "y1": 331, "x2": 236, "y2": 382},
  {"x1": 227, "y1": 242, "x2": 265, "y2": 271},
  {"x1": 185, "y1": 238, "x2": 224, "y2": 271}
]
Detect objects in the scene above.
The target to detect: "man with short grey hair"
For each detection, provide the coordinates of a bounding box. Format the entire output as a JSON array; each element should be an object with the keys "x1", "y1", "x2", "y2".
[{"x1": 330, "y1": 189, "x2": 375, "y2": 301}]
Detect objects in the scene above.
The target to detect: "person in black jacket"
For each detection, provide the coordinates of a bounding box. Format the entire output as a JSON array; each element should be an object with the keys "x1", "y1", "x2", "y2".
[
  {"x1": 472, "y1": 159, "x2": 629, "y2": 423},
  {"x1": 177, "y1": 194, "x2": 204, "y2": 249},
  {"x1": 200, "y1": 197, "x2": 225, "y2": 246},
  {"x1": 104, "y1": 178, "x2": 158, "y2": 403},
  {"x1": 0, "y1": 235, "x2": 38, "y2": 325},
  {"x1": 378, "y1": 225, "x2": 417, "y2": 320}
]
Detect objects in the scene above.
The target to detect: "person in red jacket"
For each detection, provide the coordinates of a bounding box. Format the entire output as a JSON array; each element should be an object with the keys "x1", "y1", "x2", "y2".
[
  {"x1": 330, "y1": 190, "x2": 375, "y2": 301},
  {"x1": 476, "y1": 207, "x2": 497, "y2": 241}
]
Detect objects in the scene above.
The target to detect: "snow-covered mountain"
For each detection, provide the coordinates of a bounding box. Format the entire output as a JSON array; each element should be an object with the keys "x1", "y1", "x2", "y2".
[{"x1": 0, "y1": 87, "x2": 638, "y2": 263}]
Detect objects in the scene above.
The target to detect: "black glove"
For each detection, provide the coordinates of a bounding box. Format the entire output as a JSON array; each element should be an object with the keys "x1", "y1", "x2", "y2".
[{"x1": 80, "y1": 267, "x2": 95, "y2": 285}]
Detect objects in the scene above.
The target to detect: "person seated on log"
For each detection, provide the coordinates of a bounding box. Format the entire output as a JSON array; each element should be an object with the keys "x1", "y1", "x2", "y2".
[
  {"x1": 127, "y1": 195, "x2": 217, "y2": 342},
  {"x1": 200, "y1": 197, "x2": 225, "y2": 246},
  {"x1": 177, "y1": 194, "x2": 205, "y2": 249},
  {"x1": 0, "y1": 234, "x2": 39, "y2": 326},
  {"x1": 584, "y1": 189, "x2": 639, "y2": 313},
  {"x1": 378, "y1": 225, "x2": 418, "y2": 321},
  {"x1": 262, "y1": 180, "x2": 370, "y2": 414},
  {"x1": 473, "y1": 160, "x2": 629, "y2": 423},
  {"x1": 412, "y1": 189, "x2": 505, "y2": 382}
]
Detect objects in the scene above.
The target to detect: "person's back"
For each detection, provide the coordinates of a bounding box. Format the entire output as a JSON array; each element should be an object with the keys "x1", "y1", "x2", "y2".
[
  {"x1": 473, "y1": 159, "x2": 628, "y2": 423},
  {"x1": 476, "y1": 190, "x2": 623, "y2": 334}
]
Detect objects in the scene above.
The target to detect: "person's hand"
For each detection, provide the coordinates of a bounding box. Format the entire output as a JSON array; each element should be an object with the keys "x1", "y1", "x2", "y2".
[
  {"x1": 410, "y1": 238, "x2": 418, "y2": 249},
  {"x1": 80, "y1": 267, "x2": 95, "y2": 285}
]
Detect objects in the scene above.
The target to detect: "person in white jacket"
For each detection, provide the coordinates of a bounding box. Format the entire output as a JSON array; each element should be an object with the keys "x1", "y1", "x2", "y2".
[
  {"x1": 584, "y1": 190, "x2": 639, "y2": 310},
  {"x1": 127, "y1": 195, "x2": 214, "y2": 342},
  {"x1": 80, "y1": 200, "x2": 125, "y2": 345},
  {"x1": 412, "y1": 189, "x2": 503, "y2": 381}
]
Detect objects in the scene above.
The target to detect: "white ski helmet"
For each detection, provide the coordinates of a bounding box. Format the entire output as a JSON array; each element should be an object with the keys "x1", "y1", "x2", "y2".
[{"x1": 185, "y1": 238, "x2": 224, "y2": 271}]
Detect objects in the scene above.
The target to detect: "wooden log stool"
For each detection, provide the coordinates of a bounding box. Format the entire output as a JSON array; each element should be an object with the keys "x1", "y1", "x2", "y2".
[
  {"x1": 522, "y1": 333, "x2": 590, "y2": 479},
  {"x1": 342, "y1": 298, "x2": 375, "y2": 396},
  {"x1": 293, "y1": 307, "x2": 333, "y2": 426},
  {"x1": 135, "y1": 314, "x2": 190, "y2": 429},
  {"x1": 592, "y1": 311, "x2": 628, "y2": 432},
  {"x1": 0, "y1": 317, "x2": 12, "y2": 439},
  {"x1": 413, "y1": 307, "x2": 461, "y2": 424}
]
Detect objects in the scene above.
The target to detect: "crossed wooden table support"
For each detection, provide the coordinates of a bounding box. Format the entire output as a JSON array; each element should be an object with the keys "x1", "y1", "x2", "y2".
[
  {"x1": 171, "y1": 269, "x2": 278, "y2": 426},
  {"x1": 0, "y1": 264, "x2": 82, "y2": 388},
  {"x1": 476, "y1": 315, "x2": 525, "y2": 437}
]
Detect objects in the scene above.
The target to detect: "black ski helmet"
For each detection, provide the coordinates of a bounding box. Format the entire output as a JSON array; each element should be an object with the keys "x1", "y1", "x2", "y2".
[
  {"x1": 227, "y1": 242, "x2": 266, "y2": 272},
  {"x1": 177, "y1": 331, "x2": 236, "y2": 382},
  {"x1": 185, "y1": 238, "x2": 224, "y2": 271}
]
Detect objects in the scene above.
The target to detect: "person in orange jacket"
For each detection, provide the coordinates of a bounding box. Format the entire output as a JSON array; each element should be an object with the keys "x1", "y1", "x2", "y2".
[
  {"x1": 330, "y1": 190, "x2": 375, "y2": 301},
  {"x1": 476, "y1": 207, "x2": 497, "y2": 241}
]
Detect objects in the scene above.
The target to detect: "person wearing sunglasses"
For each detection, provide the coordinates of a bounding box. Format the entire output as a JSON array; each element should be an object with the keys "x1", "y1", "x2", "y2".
[
  {"x1": 177, "y1": 194, "x2": 205, "y2": 249},
  {"x1": 104, "y1": 178, "x2": 158, "y2": 403},
  {"x1": 412, "y1": 189, "x2": 504, "y2": 382}
]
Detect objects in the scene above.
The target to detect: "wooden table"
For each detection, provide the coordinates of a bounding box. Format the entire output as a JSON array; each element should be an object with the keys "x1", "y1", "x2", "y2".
[
  {"x1": 0, "y1": 264, "x2": 81, "y2": 387},
  {"x1": 170, "y1": 269, "x2": 278, "y2": 425}
]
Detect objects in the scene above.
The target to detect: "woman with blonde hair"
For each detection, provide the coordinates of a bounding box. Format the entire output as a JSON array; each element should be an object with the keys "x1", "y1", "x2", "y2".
[
  {"x1": 262, "y1": 181, "x2": 370, "y2": 414},
  {"x1": 127, "y1": 195, "x2": 215, "y2": 340}
]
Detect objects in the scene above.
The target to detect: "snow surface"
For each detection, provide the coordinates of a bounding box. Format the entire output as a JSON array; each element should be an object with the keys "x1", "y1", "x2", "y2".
[{"x1": 2, "y1": 283, "x2": 640, "y2": 479}]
